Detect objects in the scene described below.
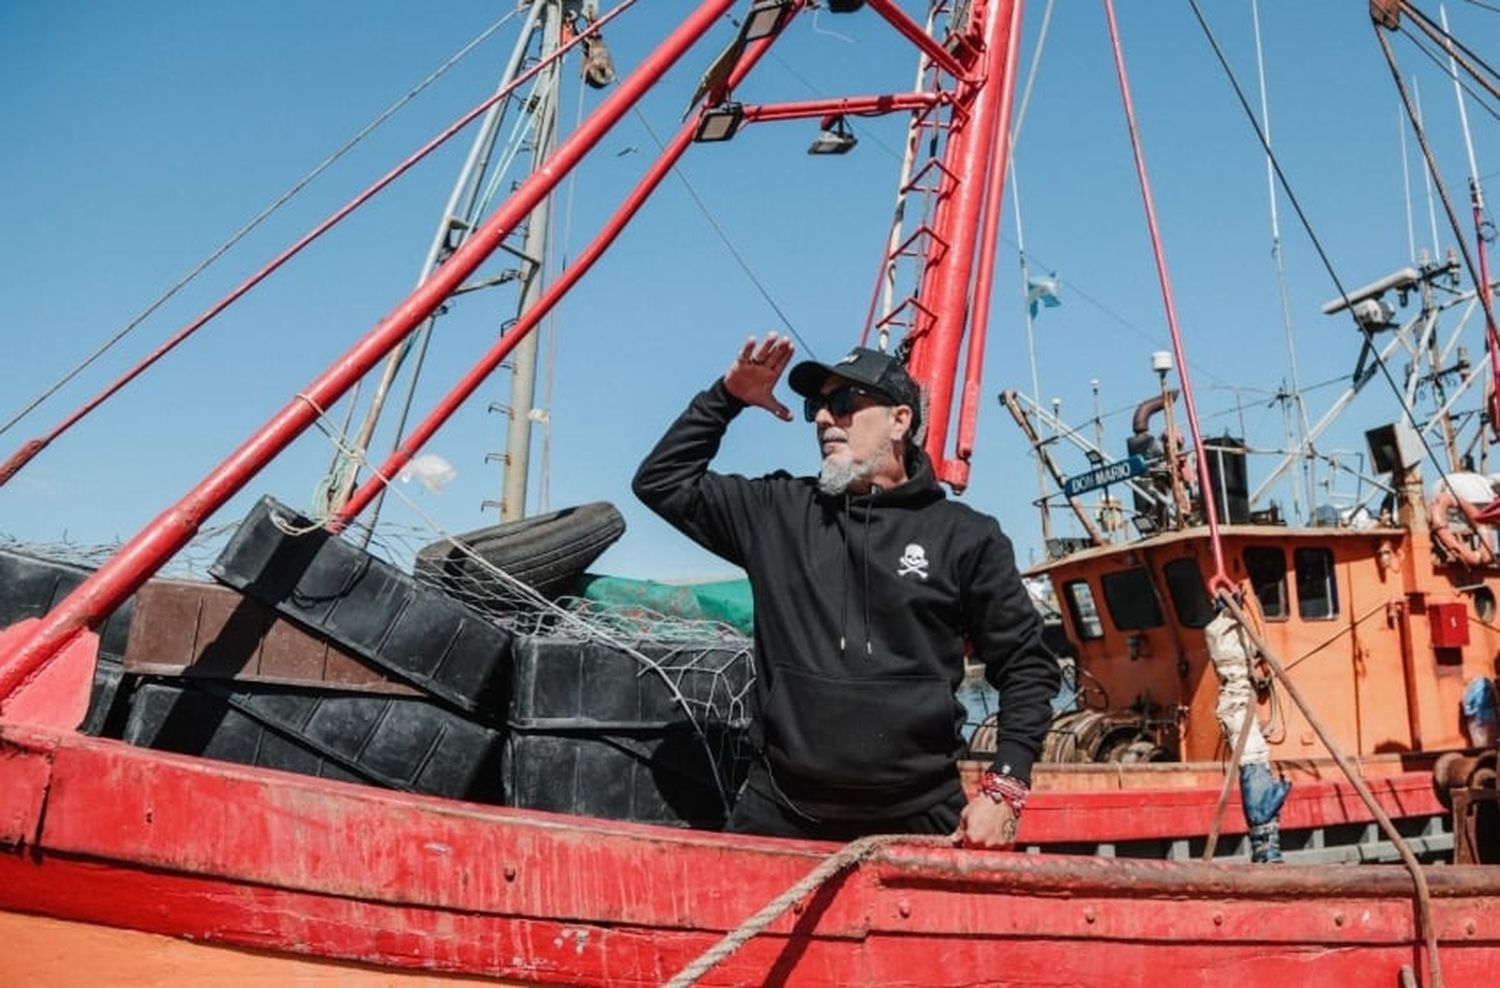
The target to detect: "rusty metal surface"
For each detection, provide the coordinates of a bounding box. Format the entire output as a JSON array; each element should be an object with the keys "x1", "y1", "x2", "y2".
[
  {"x1": 1434, "y1": 750, "x2": 1496, "y2": 798},
  {"x1": 1371, "y1": 0, "x2": 1402, "y2": 31},
  {"x1": 1452, "y1": 787, "x2": 1500, "y2": 865},
  {"x1": 122, "y1": 579, "x2": 416, "y2": 695}
]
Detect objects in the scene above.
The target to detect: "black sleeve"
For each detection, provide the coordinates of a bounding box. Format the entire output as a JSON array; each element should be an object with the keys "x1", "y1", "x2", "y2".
[
  {"x1": 964, "y1": 517, "x2": 1061, "y2": 785},
  {"x1": 631, "y1": 378, "x2": 763, "y2": 567}
]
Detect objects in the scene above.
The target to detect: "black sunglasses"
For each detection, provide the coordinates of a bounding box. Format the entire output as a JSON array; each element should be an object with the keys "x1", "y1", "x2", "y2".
[{"x1": 803, "y1": 385, "x2": 890, "y2": 422}]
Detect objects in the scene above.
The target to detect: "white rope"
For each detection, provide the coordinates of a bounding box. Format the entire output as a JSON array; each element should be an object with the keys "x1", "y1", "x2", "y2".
[
  {"x1": 662, "y1": 834, "x2": 950, "y2": 988},
  {"x1": 1008, "y1": 0, "x2": 1054, "y2": 148}
]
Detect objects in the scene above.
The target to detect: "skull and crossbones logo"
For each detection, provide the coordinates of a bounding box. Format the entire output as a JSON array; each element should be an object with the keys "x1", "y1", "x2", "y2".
[{"x1": 898, "y1": 543, "x2": 929, "y2": 580}]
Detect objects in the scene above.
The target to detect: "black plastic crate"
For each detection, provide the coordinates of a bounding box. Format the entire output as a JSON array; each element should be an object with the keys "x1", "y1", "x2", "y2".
[
  {"x1": 503, "y1": 724, "x2": 747, "y2": 828},
  {"x1": 210, "y1": 496, "x2": 513, "y2": 719},
  {"x1": 510, "y1": 637, "x2": 754, "y2": 727},
  {"x1": 124, "y1": 679, "x2": 503, "y2": 802},
  {"x1": 505, "y1": 636, "x2": 753, "y2": 827},
  {"x1": 82, "y1": 654, "x2": 131, "y2": 738},
  {"x1": 0, "y1": 546, "x2": 138, "y2": 736},
  {"x1": 0, "y1": 545, "x2": 135, "y2": 658}
]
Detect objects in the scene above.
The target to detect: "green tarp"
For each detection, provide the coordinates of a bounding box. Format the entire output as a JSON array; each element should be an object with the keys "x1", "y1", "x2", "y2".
[{"x1": 575, "y1": 574, "x2": 754, "y2": 636}]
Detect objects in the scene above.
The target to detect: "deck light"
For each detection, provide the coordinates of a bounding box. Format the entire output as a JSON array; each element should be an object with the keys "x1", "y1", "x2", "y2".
[
  {"x1": 807, "y1": 115, "x2": 858, "y2": 155},
  {"x1": 743, "y1": 0, "x2": 794, "y2": 41},
  {"x1": 693, "y1": 102, "x2": 745, "y2": 142}
]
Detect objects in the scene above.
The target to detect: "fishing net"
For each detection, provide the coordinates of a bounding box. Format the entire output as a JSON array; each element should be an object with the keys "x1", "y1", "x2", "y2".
[{"x1": 1, "y1": 499, "x2": 756, "y2": 820}]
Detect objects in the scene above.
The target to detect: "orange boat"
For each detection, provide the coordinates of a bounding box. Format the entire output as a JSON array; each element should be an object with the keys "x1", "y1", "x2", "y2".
[{"x1": 2, "y1": 2, "x2": 1497, "y2": 986}]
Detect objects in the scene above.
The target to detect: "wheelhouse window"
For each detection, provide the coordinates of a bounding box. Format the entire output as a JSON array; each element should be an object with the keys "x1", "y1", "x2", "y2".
[
  {"x1": 1243, "y1": 547, "x2": 1288, "y2": 621},
  {"x1": 1063, "y1": 580, "x2": 1104, "y2": 640},
  {"x1": 1294, "y1": 547, "x2": 1339, "y2": 620},
  {"x1": 1100, "y1": 568, "x2": 1164, "y2": 630},
  {"x1": 1163, "y1": 558, "x2": 1214, "y2": 628}
]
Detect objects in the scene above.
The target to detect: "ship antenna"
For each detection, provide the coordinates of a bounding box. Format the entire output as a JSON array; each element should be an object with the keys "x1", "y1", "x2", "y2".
[{"x1": 1251, "y1": 0, "x2": 1316, "y2": 524}]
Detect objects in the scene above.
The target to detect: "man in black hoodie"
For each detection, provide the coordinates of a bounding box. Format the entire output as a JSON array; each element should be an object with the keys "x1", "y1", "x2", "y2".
[{"x1": 633, "y1": 333, "x2": 1059, "y2": 847}]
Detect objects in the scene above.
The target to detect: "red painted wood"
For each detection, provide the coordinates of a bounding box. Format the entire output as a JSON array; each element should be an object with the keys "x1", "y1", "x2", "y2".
[
  {"x1": 12, "y1": 726, "x2": 829, "y2": 932},
  {"x1": 0, "y1": 621, "x2": 95, "y2": 728},
  {"x1": 4, "y1": 821, "x2": 1499, "y2": 986},
  {"x1": 1020, "y1": 771, "x2": 1443, "y2": 843},
  {"x1": 0, "y1": 729, "x2": 51, "y2": 847},
  {"x1": 3, "y1": 723, "x2": 1498, "y2": 987}
]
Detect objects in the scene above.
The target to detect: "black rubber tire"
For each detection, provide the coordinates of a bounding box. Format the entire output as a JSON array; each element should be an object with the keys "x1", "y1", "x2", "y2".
[{"x1": 415, "y1": 501, "x2": 625, "y2": 602}]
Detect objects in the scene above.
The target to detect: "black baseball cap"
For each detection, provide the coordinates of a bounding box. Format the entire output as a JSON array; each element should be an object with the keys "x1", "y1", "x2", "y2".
[{"x1": 788, "y1": 346, "x2": 923, "y2": 433}]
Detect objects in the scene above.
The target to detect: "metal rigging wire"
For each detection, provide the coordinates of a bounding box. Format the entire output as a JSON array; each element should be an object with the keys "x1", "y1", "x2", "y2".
[
  {"x1": 0, "y1": 7, "x2": 521, "y2": 441},
  {"x1": 1183, "y1": 0, "x2": 1458, "y2": 504},
  {"x1": 630, "y1": 107, "x2": 814, "y2": 357},
  {"x1": 1399, "y1": 1, "x2": 1500, "y2": 92},
  {"x1": 1187, "y1": 6, "x2": 1500, "y2": 981},
  {"x1": 1398, "y1": 23, "x2": 1500, "y2": 123},
  {"x1": 1375, "y1": 28, "x2": 1500, "y2": 359},
  {"x1": 1251, "y1": 0, "x2": 1315, "y2": 523}
]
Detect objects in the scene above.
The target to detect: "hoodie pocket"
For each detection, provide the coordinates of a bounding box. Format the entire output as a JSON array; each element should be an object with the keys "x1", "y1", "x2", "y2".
[{"x1": 762, "y1": 666, "x2": 958, "y2": 790}]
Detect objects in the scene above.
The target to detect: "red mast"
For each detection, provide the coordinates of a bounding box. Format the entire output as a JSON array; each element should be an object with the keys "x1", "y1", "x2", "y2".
[
  {"x1": 0, "y1": 1, "x2": 1026, "y2": 713},
  {"x1": 867, "y1": 0, "x2": 1025, "y2": 491}
]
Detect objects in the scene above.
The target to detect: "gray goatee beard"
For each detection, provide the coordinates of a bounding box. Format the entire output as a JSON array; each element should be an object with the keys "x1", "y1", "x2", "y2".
[
  {"x1": 817, "y1": 457, "x2": 867, "y2": 497},
  {"x1": 818, "y1": 442, "x2": 895, "y2": 497}
]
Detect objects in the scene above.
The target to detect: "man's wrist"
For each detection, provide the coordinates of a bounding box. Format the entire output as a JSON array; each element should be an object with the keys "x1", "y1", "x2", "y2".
[{"x1": 979, "y1": 771, "x2": 1029, "y2": 813}]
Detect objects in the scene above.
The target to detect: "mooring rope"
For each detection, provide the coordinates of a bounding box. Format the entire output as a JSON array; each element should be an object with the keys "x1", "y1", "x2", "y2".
[
  {"x1": 1217, "y1": 592, "x2": 1444, "y2": 988},
  {"x1": 1201, "y1": 626, "x2": 1261, "y2": 863},
  {"x1": 661, "y1": 833, "x2": 951, "y2": 988}
]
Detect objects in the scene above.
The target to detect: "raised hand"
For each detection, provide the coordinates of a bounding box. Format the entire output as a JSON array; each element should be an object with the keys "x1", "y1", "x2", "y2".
[{"x1": 723, "y1": 332, "x2": 795, "y2": 421}]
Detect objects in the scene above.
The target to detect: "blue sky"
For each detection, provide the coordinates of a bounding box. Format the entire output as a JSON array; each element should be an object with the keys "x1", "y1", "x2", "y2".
[{"x1": 2, "y1": 1, "x2": 1498, "y2": 579}]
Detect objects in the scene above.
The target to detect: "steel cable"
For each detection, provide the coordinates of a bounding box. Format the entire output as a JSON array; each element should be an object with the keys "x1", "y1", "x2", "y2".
[{"x1": 0, "y1": 8, "x2": 521, "y2": 441}]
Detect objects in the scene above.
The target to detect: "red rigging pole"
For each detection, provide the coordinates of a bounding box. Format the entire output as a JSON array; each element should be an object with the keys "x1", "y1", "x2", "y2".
[
  {"x1": 0, "y1": 0, "x2": 737, "y2": 704},
  {"x1": 872, "y1": 0, "x2": 1024, "y2": 491},
  {"x1": 0, "y1": 0, "x2": 1025, "y2": 709},
  {"x1": 334, "y1": 20, "x2": 800, "y2": 528},
  {"x1": 0, "y1": 6, "x2": 634, "y2": 492}
]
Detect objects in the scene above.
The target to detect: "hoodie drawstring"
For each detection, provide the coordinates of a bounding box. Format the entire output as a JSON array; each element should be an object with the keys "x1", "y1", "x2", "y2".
[
  {"x1": 862, "y1": 489, "x2": 876, "y2": 657},
  {"x1": 838, "y1": 492, "x2": 851, "y2": 655},
  {"x1": 836, "y1": 487, "x2": 882, "y2": 658}
]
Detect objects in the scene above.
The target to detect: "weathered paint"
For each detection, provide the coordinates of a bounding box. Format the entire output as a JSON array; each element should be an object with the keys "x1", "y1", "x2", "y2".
[
  {"x1": 977, "y1": 757, "x2": 1442, "y2": 843},
  {"x1": 1, "y1": 722, "x2": 1496, "y2": 986},
  {"x1": 1034, "y1": 524, "x2": 1500, "y2": 764},
  {"x1": 0, "y1": 911, "x2": 521, "y2": 988}
]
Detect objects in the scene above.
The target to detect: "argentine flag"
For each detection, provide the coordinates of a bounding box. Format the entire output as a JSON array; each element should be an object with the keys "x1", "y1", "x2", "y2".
[{"x1": 1026, "y1": 275, "x2": 1061, "y2": 318}]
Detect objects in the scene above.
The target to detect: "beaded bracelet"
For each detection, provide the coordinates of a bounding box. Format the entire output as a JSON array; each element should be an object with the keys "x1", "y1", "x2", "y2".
[{"x1": 979, "y1": 771, "x2": 1029, "y2": 812}]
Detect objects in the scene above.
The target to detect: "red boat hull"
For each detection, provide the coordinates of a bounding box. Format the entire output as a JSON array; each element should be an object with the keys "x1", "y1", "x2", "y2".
[{"x1": 2, "y1": 722, "x2": 1493, "y2": 987}]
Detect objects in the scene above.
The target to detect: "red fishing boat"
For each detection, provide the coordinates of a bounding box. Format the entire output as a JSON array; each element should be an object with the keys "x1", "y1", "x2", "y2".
[{"x1": 2, "y1": 2, "x2": 1497, "y2": 985}]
